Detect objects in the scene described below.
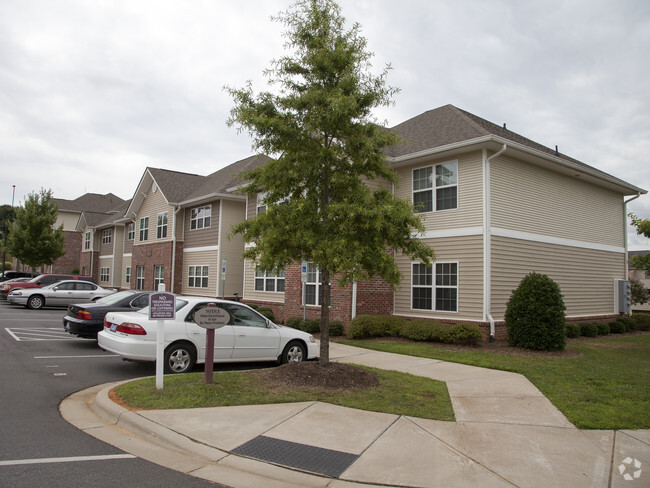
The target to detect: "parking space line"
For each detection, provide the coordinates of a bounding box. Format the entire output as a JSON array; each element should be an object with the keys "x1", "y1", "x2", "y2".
[{"x1": 0, "y1": 454, "x2": 136, "y2": 466}]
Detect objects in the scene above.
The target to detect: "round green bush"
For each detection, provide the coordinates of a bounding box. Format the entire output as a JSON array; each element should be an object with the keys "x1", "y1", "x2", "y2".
[
  {"x1": 617, "y1": 316, "x2": 636, "y2": 332},
  {"x1": 401, "y1": 320, "x2": 438, "y2": 341},
  {"x1": 505, "y1": 272, "x2": 566, "y2": 351},
  {"x1": 632, "y1": 313, "x2": 650, "y2": 331},
  {"x1": 303, "y1": 319, "x2": 321, "y2": 334},
  {"x1": 329, "y1": 320, "x2": 344, "y2": 337},
  {"x1": 449, "y1": 323, "x2": 482, "y2": 345},
  {"x1": 608, "y1": 320, "x2": 625, "y2": 333},
  {"x1": 347, "y1": 315, "x2": 405, "y2": 339},
  {"x1": 596, "y1": 322, "x2": 610, "y2": 335},
  {"x1": 579, "y1": 322, "x2": 598, "y2": 338},
  {"x1": 257, "y1": 307, "x2": 275, "y2": 322},
  {"x1": 565, "y1": 323, "x2": 581, "y2": 338},
  {"x1": 284, "y1": 317, "x2": 305, "y2": 330}
]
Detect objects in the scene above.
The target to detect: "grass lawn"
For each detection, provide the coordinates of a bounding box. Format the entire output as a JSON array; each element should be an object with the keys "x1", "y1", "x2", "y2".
[
  {"x1": 342, "y1": 333, "x2": 650, "y2": 430},
  {"x1": 114, "y1": 365, "x2": 456, "y2": 422}
]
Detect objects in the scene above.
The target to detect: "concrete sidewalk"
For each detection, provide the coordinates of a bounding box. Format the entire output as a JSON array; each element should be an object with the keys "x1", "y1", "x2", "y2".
[{"x1": 60, "y1": 342, "x2": 649, "y2": 488}]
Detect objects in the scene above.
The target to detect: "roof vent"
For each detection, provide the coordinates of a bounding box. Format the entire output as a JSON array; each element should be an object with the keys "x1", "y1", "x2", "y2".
[
  {"x1": 555, "y1": 145, "x2": 559, "y2": 156},
  {"x1": 503, "y1": 123, "x2": 507, "y2": 129}
]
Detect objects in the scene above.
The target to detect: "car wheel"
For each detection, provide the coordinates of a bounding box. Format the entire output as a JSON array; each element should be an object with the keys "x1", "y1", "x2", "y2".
[
  {"x1": 27, "y1": 295, "x2": 45, "y2": 310},
  {"x1": 164, "y1": 342, "x2": 197, "y2": 374},
  {"x1": 281, "y1": 341, "x2": 307, "y2": 364}
]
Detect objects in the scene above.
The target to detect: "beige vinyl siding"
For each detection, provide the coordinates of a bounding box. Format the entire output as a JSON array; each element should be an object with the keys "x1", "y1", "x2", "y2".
[
  {"x1": 361, "y1": 174, "x2": 391, "y2": 192},
  {"x1": 247, "y1": 193, "x2": 258, "y2": 220},
  {"x1": 182, "y1": 251, "x2": 219, "y2": 297},
  {"x1": 121, "y1": 256, "x2": 132, "y2": 289},
  {"x1": 98, "y1": 256, "x2": 113, "y2": 285},
  {"x1": 184, "y1": 202, "x2": 219, "y2": 248},
  {"x1": 99, "y1": 228, "x2": 114, "y2": 256},
  {"x1": 490, "y1": 156, "x2": 624, "y2": 247},
  {"x1": 243, "y1": 259, "x2": 286, "y2": 303},
  {"x1": 123, "y1": 224, "x2": 134, "y2": 254},
  {"x1": 491, "y1": 236, "x2": 624, "y2": 319},
  {"x1": 394, "y1": 235, "x2": 484, "y2": 321},
  {"x1": 393, "y1": 151, "x2": 484, "y2": 233},
  {"x1": 218, "y1": 200, "x2": 246, "y2": 298},
  {"x1": 56, "y1": 211, "x2": 80, "y2": 231},
  {"x1": 135, "y1": 184, "x2": 173, "y2": 246}
]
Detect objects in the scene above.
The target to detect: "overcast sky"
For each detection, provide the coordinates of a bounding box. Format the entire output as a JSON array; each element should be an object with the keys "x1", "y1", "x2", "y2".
[{"x1": 1, "y1": 0, "x2": 649, "y2": 248}]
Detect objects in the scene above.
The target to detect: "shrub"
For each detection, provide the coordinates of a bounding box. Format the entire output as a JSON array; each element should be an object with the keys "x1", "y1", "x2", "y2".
[
  {"x1": 632, "y1": 313, "x2": 650, "y2": 331},
  {"x1": 608, "y1": 320, "x2": 626, "y2": 334},
  {"x1": 617, "y1": 316, "x2": 636, "y2": 332},
  {"x1": 347, "y1": 315, "x2": 405, "y2": 339},
  {"x1": 400, "y1": 320, "x2": 453, "y2": 342},
  {"x1": 348, "y1": 315, "x2": 375, "y2": 339},
  {"x1": 579, "y1": 323, "x2": 598, "y2": 338},
  {"x1": 449, "y1": 323, "x2": 482, "y2": 345},
  {"x1": 565, "y1": 323, "x2": 581, "y2": 338},
  {"x1": 596, "y1": 322, "x2": 610, "y2": 335},
  {"x1": 257, "y1": 307, "x2": 275, "y2": 322},
  {"x1": 303, "y1": 319, "x2": 321, "y2": 334},
  {"x1": 284, "y1": 317, "x2": 304, "y2": 330},
  {"x1": 329, "y1": 320, "x2": 344, "y2": 337},
  {"x1": 505, "y1": 272, "x2": 566, "y2": 351}
]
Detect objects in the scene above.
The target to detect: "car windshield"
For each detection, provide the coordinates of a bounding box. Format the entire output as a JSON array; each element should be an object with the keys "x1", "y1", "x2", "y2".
[
  {"x1": 28, "y1": 275, "x2": 44, "y2": 283},
  {"x1": 95, "y1": 290, "x2": 137, "y2": 305},
  {"x1": 136, "y1": 299, "x2": 188, "y2": 315}
]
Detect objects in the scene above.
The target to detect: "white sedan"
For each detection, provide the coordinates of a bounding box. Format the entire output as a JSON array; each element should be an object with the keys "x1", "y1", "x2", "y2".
[
  {"x1": 98, "y1": 296, "x2": 318, "y2": 374},
  {"x1": 7, "y1": 280, "x2": 116, "y2": 309}
]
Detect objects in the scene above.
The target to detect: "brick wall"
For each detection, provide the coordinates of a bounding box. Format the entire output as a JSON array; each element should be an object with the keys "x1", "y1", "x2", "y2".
[
  {"x1": 79, "y1": 251, "x2": 99, "y2": 281},
  {"x1": 131, "y1": 241, "x2": 174, "y2": 291},
  {"x1": 51, "y1": 230, "x2": 82, "y2": 273}
]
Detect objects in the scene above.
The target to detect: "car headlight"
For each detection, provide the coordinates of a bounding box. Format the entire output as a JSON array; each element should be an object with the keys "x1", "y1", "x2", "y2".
[{"x1": 308, "y1": 335, "x2": 316, "y2": 343}]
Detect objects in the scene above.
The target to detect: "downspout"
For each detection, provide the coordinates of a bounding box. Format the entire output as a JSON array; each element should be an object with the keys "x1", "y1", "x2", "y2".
[
  {"x1": 351, "y1": 282, "x2": 358, "y2": 321},
  {"x1": 623, "y1": 193, "x2": 641, "y2": 281},
  {"x1": 484, "y1": 144, "x2": 507, "y2": 342},
  {"x1": 171, "y1": 205, "x2": 181, "y2": 293},
  {"x1": 217, "y1": 201, "x2": 224, "y2": 298}
]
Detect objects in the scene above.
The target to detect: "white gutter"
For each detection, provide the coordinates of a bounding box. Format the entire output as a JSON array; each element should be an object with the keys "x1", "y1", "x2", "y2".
[
  {"x1": 484, "y1": 144, "x2": 507, "y2": 342},
  {"x1": 623, "y1": 192, "x2": 641, "y2": 281},
  {"x1": 171, "y1": 205, "x2": 182, "y2": 293},
  {"x1": 351, "y1": 282, "x2": 358, "y2": 320},
  {"x1": 217, "y1": 201, "x2": 224, "y2": 298}
]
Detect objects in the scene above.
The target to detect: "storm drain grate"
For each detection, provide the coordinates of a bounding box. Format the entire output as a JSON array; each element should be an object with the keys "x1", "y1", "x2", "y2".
[{"x1": 232, "y1": 435, "x2": 359, "y2": 478}]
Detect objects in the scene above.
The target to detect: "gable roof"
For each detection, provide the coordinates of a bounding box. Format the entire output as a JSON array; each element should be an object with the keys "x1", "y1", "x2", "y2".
[
  {"x1": 54, "y1": 193, "x2": 126, "y2": 214},
  {"x1": 387, "y1": 104, "x2": 646, "y2": 196},
  {"x1": 147, "y1": 168, "x2": 206, "y2": 204}
]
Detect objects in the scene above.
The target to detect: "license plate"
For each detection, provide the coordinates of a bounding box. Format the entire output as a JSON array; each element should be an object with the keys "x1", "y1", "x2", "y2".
[{"x1": 110, "y1": 323, "x2": 117, "y2": 332}]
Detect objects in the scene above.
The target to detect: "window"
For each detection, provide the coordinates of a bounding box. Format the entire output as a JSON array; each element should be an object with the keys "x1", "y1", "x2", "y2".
[
  {"x1": 100, "y1": 267, "x2": 110, "y2": 282},
  {"x1": 157, "y1": 212, "x2": 168, "y2": 239},
  {"x1": 139, "y1": 217, "x2": 149, "y2": 241},
  {"x1": 81, "y1": 266, "x2": 87, "y2": 276},
  {"x1": 84, "y1": 232, "x2": 90, "y2": 250},
  {"x1": 125, "y1": 267, "x2": 131, "y2": 284},
  {"x1": 413, "y1": 161, "x2": 458, "y2": 213},
  {"x1": 77, "y1": 282, "x2": 96, "y2": 291},
  {"x1": 254, "y1": 266, "x2": 285, "y2": 292},
  {"x1": 154, "y1": 265, "x2": 164, "y2": 290},
  {"x1": 136, "y1": 266, "x2": 145, "y2": 290},
  {"x1": 304, "y1": 263, "x2": 328, "y2": 306},
  {"x1": 188, "y1": 265, "x2": 209, "y2": 288},
  {"x1": 412, "y1": 262, "x2": 458, "y2": 312},
  {"x1": 101, "y1": 229, "x2": 112, "y2": 245},
  {"x1": 257, "y1": 192, "x2": 267, "y2": 214},
  {"x1": 190, "y1": 205, "x2": 211, "y2": 230},
  {"x1": 127, "y1": 223, "x2": 135, "y2": 241}
]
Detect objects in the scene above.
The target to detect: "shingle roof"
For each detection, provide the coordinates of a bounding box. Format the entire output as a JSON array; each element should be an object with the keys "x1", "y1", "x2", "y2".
[
  {"x1": 54, "y1": 193, "x2": 126, "y2": 213},
  {"x1": 147, "y1": 168, "x2": 205, "y2": 204}
]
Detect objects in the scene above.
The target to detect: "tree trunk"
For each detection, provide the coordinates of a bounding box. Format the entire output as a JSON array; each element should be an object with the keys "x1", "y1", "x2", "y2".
[{"x1": 319, "y1": 268, "x2": 331, "y2": 365}]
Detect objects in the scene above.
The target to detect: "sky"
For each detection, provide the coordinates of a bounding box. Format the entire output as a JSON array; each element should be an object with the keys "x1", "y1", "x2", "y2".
[{"x1": 1, "y1": 0, "x2": 649, "y2": 249}]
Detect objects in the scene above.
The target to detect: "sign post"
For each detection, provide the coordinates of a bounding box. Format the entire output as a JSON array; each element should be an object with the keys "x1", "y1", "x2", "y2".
[
  {"x1": 149, "y1": 284, "x2": 176, "y2": 390},
  {"x1": 193, "y1": 303, "x2": 230, "y2": 384},
  {"x1": 221, "y1": 258, "x2": 227, "y2": 299},
  {"x1": 301, "y1": 260, "x2": 308, "y2": 322}
]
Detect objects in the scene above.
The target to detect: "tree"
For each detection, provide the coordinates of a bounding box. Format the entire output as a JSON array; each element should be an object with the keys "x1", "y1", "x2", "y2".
[
  {"x1": 629, "y1": 213, "x2": 650, "y2": 274},
  {"x1": 226, "y1": 0, "x2": 434, "y2": 364},
  {"x1": 8, "y1": 189, "x2": 65, "y2": 270},
  {"x1": 0, "y1": 205, "x2": 16, "y2": 273},
  {"x1": 630, "y1": 279, "x2": 648, "y2": 306}
]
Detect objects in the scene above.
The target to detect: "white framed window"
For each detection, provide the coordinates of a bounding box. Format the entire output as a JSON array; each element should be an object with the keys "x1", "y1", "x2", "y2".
[
  {"x1": 154, "y1": 265, "x2": 164, "y2": 290},
  {"x1": 125, "y1": 266, "x2": 131, "y2": 284},
  {"x1": 139, "y1": 217, "x2": 149, "y2": 241},
  {"x1": 127, "y1": 223, "x2": 135, "y2": 240},
  {"x1": 157, "y1": 212, "x2": 168, "y2": 239},
  {"x1": 255, "y1": 266, "x2": 285, "y2": 292},
  {"x1": 100, "y1": 267, "x2": 110, "y2": 282},
  {"x1": 101, "y1": 229, "x2": 112, "y2": 245},
  {"x1": 136, "y1": 266, "x2": 145, "y2": 290},
  {"x1": 256, "y1": 192, "x2": 267, "y2": 214},
  {"x1": 413, "y1": 160, "x2": 458, "y2": 213},
  {"x1": 411, "y1": 262, "x2": 458, "y2": 312},
  {"x1": 190, "y1": 205, "x2": 211, "y2": 230},
  {"x1": 188, "y1": 265, "x2": 209, "y2": 288},
  {"x1": 84, "y1": 232, "x2": 90, "y2": 250},
  {"x1": 304, "y1": 263, "x2": 329, "y2": 306}
]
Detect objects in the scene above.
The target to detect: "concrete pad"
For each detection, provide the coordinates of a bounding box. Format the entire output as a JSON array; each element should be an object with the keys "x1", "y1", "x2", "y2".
[
  {"x1": 334, "y1": 350, "x2": 441, "y2": 374},
  {"x1": 611, "y1": 431, "x2": 650, "y2": 487},
  {"x1": 60, "y1": 395, "x2": 110, "y2": 430},
  {"x1": 194, "y1": 454, "x2": 331, "y2": 488},
  {"x1": 341, "y1": 417, "x2": 514, "y2": 488},
  {"x1": 619, "y1": 429, "x2": 650, "y2": 445},
  {"x1": 406, "y1": 360, "x2": 514, "y2": 382},
  {"x1": 451, "y1": 396, "x2": 574, "y2": 427},
  {"x1": 141, "y1": 402, "x2": 315, "y2": 451},
  {"x1": 413, "y1": 419, "x2": 613, "y2": 488},
  {"x1": 264, "y1": 402, "x2": 398, "y2": 454},
  {"x1": 446, "y1": 373, "x2": 545, "y2": 398}
]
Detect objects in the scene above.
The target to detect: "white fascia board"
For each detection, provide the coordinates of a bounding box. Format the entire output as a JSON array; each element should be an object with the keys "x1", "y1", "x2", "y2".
[
  {"x1": 492, "y1": 227, "x2": 625, "y2": 253},
  {"x1": 183, "y1": 245, "x2": 219, "y2": 253},
  {"x1": 415, "y1": 227, "x2": 484, "y2": 240},
  {"x1": 179, "y1": 192, "x2": 246, "y2": 207}
]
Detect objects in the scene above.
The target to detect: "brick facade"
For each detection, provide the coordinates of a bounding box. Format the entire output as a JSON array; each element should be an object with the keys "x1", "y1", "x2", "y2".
[
  {"x1": 131, "y1": 241, "x2": 174, "y2": 292},
  {"x1": 51, "y1": 230, "x2": 82, "y2": 274},
  {"x1": 79, "y1": 250, "x2": 99, "y2": 281}
]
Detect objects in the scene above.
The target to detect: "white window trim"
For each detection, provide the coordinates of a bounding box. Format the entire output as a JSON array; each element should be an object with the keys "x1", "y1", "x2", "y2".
[
  {"x1": 154, "y1": 265, "x2": 164, "y2": 289},
  {"x1": 190, "y1": 205, "x2": 211, "y2": 230},
  {"x1": 157, "y1": 212, "x2": 168, "y2": 239},
  {"x1": 188, "y1": 265, "x2": 209, "y2": 288},
  {"x1": 127, "y1": 223, "x2": 135, "y2": 241},
  {"x1": 412, "y1": 160, "x2": 458, "y2": 214},
  {"x1": 100, "y1": 267, "x2": 110, "y2": 282},
  {"x1": 139, "y1": 217, "x2": 149, "y2": 242},
  {"x1": 254, "y1": 266, "x2": 285, "y2": 293},
  {"x1": 136, "y1": 266, "x2": 145, "y2": 290},
  {"x1": 256, "y1": 192, "x2": 267, "y2": 215},
  {"x1": 125, "y1": 266, "x2": 131, "y2": 284},
  {"x1": 410, "y1": 261, "x2": 459, "y2": 313},
  {"x1": 101, "y1": 229, "x2": 112, "y2": 245},
  {"x1": 84, "y1": 232, "x2": 91, "y2": 250}
]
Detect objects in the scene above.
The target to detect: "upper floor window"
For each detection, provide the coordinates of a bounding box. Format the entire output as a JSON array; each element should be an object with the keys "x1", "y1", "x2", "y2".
[
  {"x1": 100, "y1": 267, "x2": 110, "y2": 282},
  {"x1": 101, "y1": 229, "x2": 112, "y2": 245},
  {"x1": 139, "y1": 217, "x2": 149, "y2": 242},
  {"x1": 412, "y1": 262, "x2": 458, "y2": 312},
  {"x1": 255, "y1": 266, "x2": 285, "y2": 292},
  {"x1": 257, "y1": 192, "x2": 267, "y2": 214},
  {"x1": 127, "y1": 223, "x2": 135, "y2": 241},
  {"x1": 413, "y1": 161, "x2": 458, "y2": 213},
  {"x1": 157, "y1": 212, "x2": 168, "y2": 239},
  {"x1": 190, "y1": 205, "x2": 211, "y2": 230},
  {"x1": 84, "y1": 232, "x2": 90, "y2": 250}
]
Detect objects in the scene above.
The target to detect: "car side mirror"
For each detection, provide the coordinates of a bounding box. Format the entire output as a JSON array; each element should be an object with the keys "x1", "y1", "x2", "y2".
[{"x1": 53, "y1": 286, "x2": 59, "y2": 291}]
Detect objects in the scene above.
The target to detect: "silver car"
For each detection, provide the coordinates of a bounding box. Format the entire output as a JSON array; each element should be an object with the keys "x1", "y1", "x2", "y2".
[{"x1": 7, "y1": 280, "x2": 116, "y2": 309}]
